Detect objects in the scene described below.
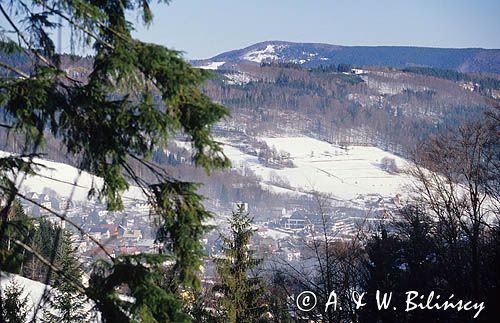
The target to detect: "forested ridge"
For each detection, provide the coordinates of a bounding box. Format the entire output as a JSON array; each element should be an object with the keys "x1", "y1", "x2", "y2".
[
  {"x1": 2, "y1": 47, "x2": 496, "y2": 158},
  {"x1": 205, "y1": 40, "x2": 500, "y2": 73},
  {"x1": 203, "y1": 63, "x2": 496, "y2": 156}
]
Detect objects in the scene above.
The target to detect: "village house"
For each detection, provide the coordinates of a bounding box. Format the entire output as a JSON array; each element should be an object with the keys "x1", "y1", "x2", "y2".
[
  {"x1": 119, "y1": 227, "x2": 143, "y2": 241},
  {"x1": 280, "y1": 210, "x2": 308, "y2": 231},
  {"x1": 38, "y1": 194, "x2": 53, "y2": 210},
  {"x1": 88, "y1": 227, "x2": 111, "y2": 241}
]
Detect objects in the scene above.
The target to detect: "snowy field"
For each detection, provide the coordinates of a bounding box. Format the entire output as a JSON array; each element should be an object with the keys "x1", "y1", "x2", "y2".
[
  {"x1": 221, "y1": 136, "x2": 411, "y2": 200},
  {"x1": 0, "y1": 151, "x2": 146, "y2": 202},
  {"x1": 1, "y1": 135, "x2": 411, "y2": 205},
  {"x1": 197, "y1": 61, "x2": 225, "y2": 70}
]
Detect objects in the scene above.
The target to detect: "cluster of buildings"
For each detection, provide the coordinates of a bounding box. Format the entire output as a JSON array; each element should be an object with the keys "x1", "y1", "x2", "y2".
[
  {"x1": 19, "y1": 190, "x2": 400, "y2": 271},
  {"x1": 243, "y1": 194, "x2": 401, "y2": 265},
  {"x1": 20, "y1": 192, "x2": 157, "y2": 266}
]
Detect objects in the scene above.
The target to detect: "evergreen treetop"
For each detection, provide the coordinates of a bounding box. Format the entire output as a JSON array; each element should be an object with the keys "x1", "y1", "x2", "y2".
[
  {"x1": 0, "y1": 277, "x2": 30, "y2": 323},
  {"x1": 214, "y1": 205, "x2": 268, "y2": 322},
  {"x1": 42, "y1": 231, "x2": 91, "y2": 323}
]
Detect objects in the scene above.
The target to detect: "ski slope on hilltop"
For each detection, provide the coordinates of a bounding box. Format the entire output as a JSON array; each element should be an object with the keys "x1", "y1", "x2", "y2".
[{"x1": 221, "y1": 136, "x2": 412, "y2": 200}]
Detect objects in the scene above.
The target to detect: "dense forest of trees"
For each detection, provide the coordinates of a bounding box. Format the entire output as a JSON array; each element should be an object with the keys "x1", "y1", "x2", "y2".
[{"x1": 403, "y1": 66, "x2": 500, "y2": 90}]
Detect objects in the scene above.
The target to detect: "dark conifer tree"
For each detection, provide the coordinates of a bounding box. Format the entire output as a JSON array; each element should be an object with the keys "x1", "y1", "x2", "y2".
[
  {"x1": 214, "y1": 205, "x2": 268, "y2": 322},
  {"x1": 42, "y1": 231, "x2": 90, "y2": 323},
  {"x1": 265, "y1": 272, "x2": 293, "y2": 323},
  {"x1": 23, "y1": 219, "x2": 61, "y2": 283},
  {"x1": 0, "y1": 200, "x2": 31, "y2": 275},
  {"x1": 0, "y1": 278, "x2": 29, "y2": 323},
  {"x1": 360, "y1": 226, "x2": 405, "y2": 323}
]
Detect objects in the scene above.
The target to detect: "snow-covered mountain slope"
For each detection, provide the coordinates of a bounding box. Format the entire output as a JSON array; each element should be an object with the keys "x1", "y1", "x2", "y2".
[
  {"x1": 242, "y1": 44, "x2": 281, "y2": 63},
  {"x1": 219, "y1": 136, "x2": 411, "y2": 201},
  {"x1": 191, "y1": 40, "x2": 500, "y2": 73},
  {"x1": 0, "y1": 151, "x2": 146, "y2": 202}
]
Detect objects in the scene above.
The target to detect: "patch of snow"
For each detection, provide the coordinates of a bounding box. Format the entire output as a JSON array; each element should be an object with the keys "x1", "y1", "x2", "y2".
[
  {"x1": 198, "y1": 61, "x2": 225, "y2": 70},
  {"x1": 173, "y1": 140, "x2": 193, "y2": 151},
  {"x1": 218, "y1": 143, "x2": 260, "y2": 166},
  {"x1": 224, "y1": 72, "x2": 256, "y2": 85},
  {"x1": 243, "y1": 45, "x2": 279, "y2": 63},
  {"x1": 351, "y1": 68, "x2": 366, "y2": 75},
  {"x1": 1, "y1": 272, "x2": 52, "y2": 321},
  {"x1": 257, "y1": 227, "x2": 290, "y2": 240},
  {"x1": 259, "y1": 182, "x2": 305, "y2": 196}
]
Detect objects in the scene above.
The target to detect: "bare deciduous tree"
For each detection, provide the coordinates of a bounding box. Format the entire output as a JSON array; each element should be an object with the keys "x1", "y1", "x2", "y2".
[{"x1": 407, "y1": 108, "x2": 500, "y2": 299}]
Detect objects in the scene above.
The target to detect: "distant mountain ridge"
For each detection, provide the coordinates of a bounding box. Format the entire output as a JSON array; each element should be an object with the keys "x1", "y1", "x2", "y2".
[{"x1": 192, "y1": 41, "x2": 500, "y2": 73}]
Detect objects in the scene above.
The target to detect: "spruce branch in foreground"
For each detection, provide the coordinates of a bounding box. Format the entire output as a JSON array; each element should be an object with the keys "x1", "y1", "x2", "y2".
[{"x1": 0, "y1": 0, "x2": 230, "y2": 321}]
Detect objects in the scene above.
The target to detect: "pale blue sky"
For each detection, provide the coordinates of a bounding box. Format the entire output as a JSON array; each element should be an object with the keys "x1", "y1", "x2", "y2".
[
  {"x1": 130, "y1": 0, "x2": 500, "y2": 59},
  {"x1": 1, "y1": 0, "x2": 499, "y2": 59}
]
